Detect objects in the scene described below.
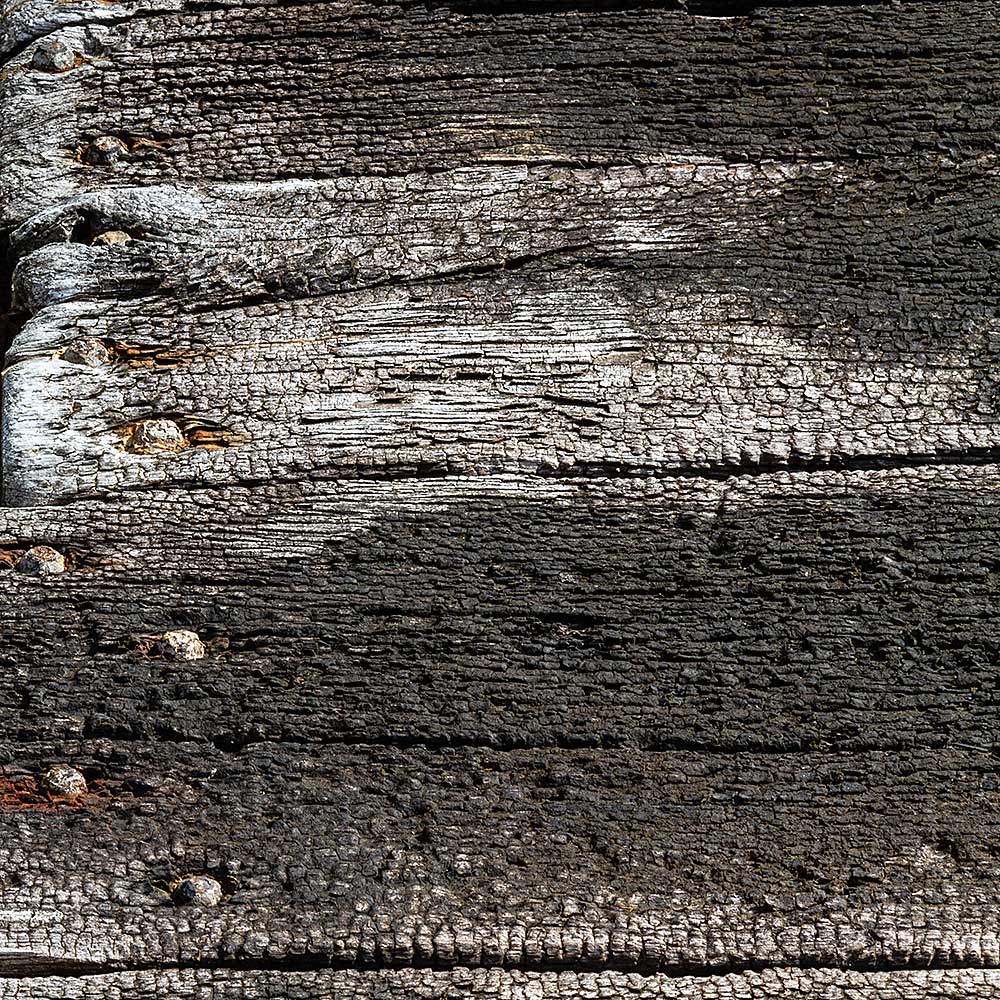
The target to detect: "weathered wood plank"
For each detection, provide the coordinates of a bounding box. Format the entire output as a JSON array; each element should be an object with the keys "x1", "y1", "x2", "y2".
[
  {"x1": 2, "y1": 0, "x2": 998, "y2": 224},
  {"x1": 6, "y1": 968, "x2": 1000, "y2": 999},
  {"x1": 2, "y1": 467, "x2": 1000, "y2": 752},
  {"x1": 0, "y1": 738, "x2": 998, "y2": 973},
  {"x1": 5, "y1": 159, "x2": 998, "y2": 503}
]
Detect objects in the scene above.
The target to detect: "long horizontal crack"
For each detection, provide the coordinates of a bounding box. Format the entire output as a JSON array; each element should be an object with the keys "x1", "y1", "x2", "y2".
[
  {"x1": 38, "y1": 446, "x2": 1000, "y2": 509},
  {"x1": 5, "y1": 950, "x2": 1000, "y2": 983},
  {"x1": 100, "y1": 724, "x2": 995, "y2": 758}
]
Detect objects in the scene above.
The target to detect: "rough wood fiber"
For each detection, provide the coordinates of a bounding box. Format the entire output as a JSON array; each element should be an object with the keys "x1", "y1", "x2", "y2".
[
  {"x1": 1, "y1": 0, "x2": 998, "y2": 223},
  {"x1": 7, "y1": 968, "x2": 1000, "y2": 999},
  {"x1": 2, "y1": 467, "x2": 1000, "y2": 752},
  {"x1": 0, "y1": 738, "x2": 999, "y2": 974},
  {"x1": 3, "y1": 0, "x2": 1000, "y2": 994},
  {"x1": 5, "y1": 157, "x2": 999, "y2": 503}
]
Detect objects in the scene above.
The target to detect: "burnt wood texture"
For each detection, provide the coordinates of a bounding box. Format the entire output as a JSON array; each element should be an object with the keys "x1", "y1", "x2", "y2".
[{"x1": 1, "y1": 0, "x2": 999, "y2": 997}]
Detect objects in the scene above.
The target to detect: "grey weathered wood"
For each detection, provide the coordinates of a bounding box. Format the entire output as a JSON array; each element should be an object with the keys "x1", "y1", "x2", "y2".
[
  {"x1": 2, "y1": 0, "x2": 999, "y2": 994},
  {"x1": 0, "y1": 738, "x2": 998, "y2": 974},
  {"x1": 1, "y1": 1, "x2": 998, "y2": 224},
  {"x1": 5, "y1": 156, "x2": 999, "y2": 503},
  {"x1": 6, "y1": 968, "x2": 1000, "y2": 999},
  {"x1": 2, "y1": 467, "x2": 1000, "y2": 752}
]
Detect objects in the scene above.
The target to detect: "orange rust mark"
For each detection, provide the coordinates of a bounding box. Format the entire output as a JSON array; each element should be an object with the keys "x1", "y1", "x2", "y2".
[
  {"x1": 106, "y1": 341, "x2": 198, "y2": 370},
  {"x1": 0, "y1": 776, "x2": 120, "y2": 813}
]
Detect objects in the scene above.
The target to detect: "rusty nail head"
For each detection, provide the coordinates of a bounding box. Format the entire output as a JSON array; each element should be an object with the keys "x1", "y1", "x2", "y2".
[
  {"x1": 157, "y1": 630, "x2": 206, "y2": 661},
  {"x1": 31, "y1": 39, "x2": 76, "y2": 73},
  {"x1": 172, "y1": 874, "x2": 224, "y2": 907},
  {"x1": 15, "y1": 545, "x2": 66, "y2": 576},
  {"x1": 130, "y1": 418, "x2": 186, "y2": 454},
  {"x1": 43, "y1": 765, "x2": 88, "y2": 797},
  {"x1": 82, "y1": 136, "x2": 128, "y2": 166}
]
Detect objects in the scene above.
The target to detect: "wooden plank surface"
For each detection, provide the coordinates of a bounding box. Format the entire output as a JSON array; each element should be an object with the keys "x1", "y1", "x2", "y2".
[
  {"x1": 5, "y1": 156, "x2": 999, "y2": 503},
  {"x1": 0, "y1": 738, "x2": 999, "y2": 973},
  {"x1": 2, "y1": 0, "x2": 999, "y2": 994},
  {"x1": 9, "y1": 969, "x2": 1000, "y2": 999},
  {"x1": 2, "y1": 467, "x2": 1000, "y2": 751},
  {"x1": 1, "y1": 0, "x2": 998, "y2": 224}
]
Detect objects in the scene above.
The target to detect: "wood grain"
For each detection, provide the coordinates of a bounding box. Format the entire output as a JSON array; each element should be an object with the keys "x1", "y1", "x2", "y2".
[
  {"x1": 2, "y1": 0, "x2": 999, "y2": 993},
  {"x1": 0, "y1": 737, "x2": 998, "y2": 974},
  {"x1": 2, "y1": 1, "x2": 998, "y2": 223},
  {"x1": 2, "y1": 467, "x2": 1000, "y2": 752},
  {"x1": 5, "y1": 158, "x2": 999, "y2": 503}
]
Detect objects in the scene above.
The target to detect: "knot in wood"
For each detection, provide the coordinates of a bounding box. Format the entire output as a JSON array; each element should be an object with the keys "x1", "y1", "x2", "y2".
[
  {"x1": 31, "y1": 38, "x2": 76, "y2": 73},
  {"x1": 130, "y1": 418, "x2": 186, "y2": 454},
  {"x1": 172, "y1": 874, "x2": 223, "y2": 907},
  {"x1": 157, "y1": 629, "x2": 206, "y2": 661},
  {"x1": 15, "y1": 545, "x2": 66, "y2": 576},
  {"x1": 42, "y1": 765, "x2": 87, "y2": 797},
  {"x1": 63, "y1": 338, "x2": 112, "y2": 367},
  {"x1": 82, "y1": 136, "x2": 128, "y2": 166}
]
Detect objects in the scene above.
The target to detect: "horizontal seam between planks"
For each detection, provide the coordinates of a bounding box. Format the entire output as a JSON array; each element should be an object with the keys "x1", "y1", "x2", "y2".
[{"x1": 4, "y1": 952, "x2": 1000, "y2": 982}]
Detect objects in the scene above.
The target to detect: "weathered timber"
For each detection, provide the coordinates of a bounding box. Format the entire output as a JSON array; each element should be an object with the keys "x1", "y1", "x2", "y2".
[
  {"x1": 2, "y1": 467, "x2": 1000, "y2": 752},
  {"x1": 5, "y1": 158, "x2": 999, "y2": 503},
  {"x1": 3, "y1": 0, "x2": 1000, "y2": 993},
  {"x1": 0, "y1": 738, "x2": 999, "y2": 973},
  {"x1": 1, "y1": 0, "x2": 999, "y2": 224},
  {"x1": 7, "y1": 968, "x2": 1000, "y2": 999}
]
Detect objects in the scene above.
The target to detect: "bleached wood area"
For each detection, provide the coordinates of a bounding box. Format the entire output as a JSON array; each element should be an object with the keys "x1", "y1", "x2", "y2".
[{"x1": 0, "y1": 0, "x2": 998, "y2": 997}]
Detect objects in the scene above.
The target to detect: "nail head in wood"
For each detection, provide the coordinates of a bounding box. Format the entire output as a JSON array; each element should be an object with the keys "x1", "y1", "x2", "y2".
[
  {"x1": 93, "y1": 231, "x2": 133, "y2": 247},
  {"x1": 82, "y1": 136, "x2": 128, "y2": 166},
  {"x1": 15, "y1": 545, "x2": 67, "y2": 576},
  {"x1": 157, "y1": 629, "x2": 206, "y2": 661},
  {"x1": 31, "y1": 39, "x2": 76, "y2": 73},
  {"x1": 63, "y1": 338, "x2": 112, "y2": 367},
  {"x1": 130, "y1": 418, "x2": 186, "y2": 454},
  {"x1": 43, "y1": 765, "x2": 87, "y2": 798},
  {"x1": 172, "y1": 874, "x2": 223, "y2": 907}
]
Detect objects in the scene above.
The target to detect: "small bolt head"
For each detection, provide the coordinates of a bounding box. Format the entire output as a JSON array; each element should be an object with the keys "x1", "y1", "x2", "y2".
[
  {"x1": 15, "y1": 545, "x2": 66, "y2": 576},
  {"x1": 172, "y1": 874, "x2": 223, "y2": 907},
  {"x1": 157, "y1": 629, "x2": 206, "y2": 661},
  {"x1": 63, "y1": 338, "x2": 112, "y2": 367},
  {"x1": 82, "y1": 136, "x2": 128, "y2": 166},
  {"x1": 31, "y1": 38, "x2": 76, "y2": 73},
  {"x1": 43, "y1": 765, "x2": 87, "y2": 797},
  {"x1": 93, "y1": 231, "x2": 133, "y2": 247},
  {"x1": 130, "y1": 418, "x2": 186, "y2": 454}
]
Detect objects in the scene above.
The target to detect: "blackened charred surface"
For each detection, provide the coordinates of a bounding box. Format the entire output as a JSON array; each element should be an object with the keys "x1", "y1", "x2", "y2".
[
  {"x1": 2, "y1": 470, "x2": 1000, "y2": 753},
  {"x1": 0, "y1": 737, "x2": 999, "y2": 974}
]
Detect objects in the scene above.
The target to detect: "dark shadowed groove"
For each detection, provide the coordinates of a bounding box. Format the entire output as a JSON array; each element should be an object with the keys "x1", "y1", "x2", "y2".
[{"x1": 5, "y1": 950, "x2": 1000, "y2": 983}]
